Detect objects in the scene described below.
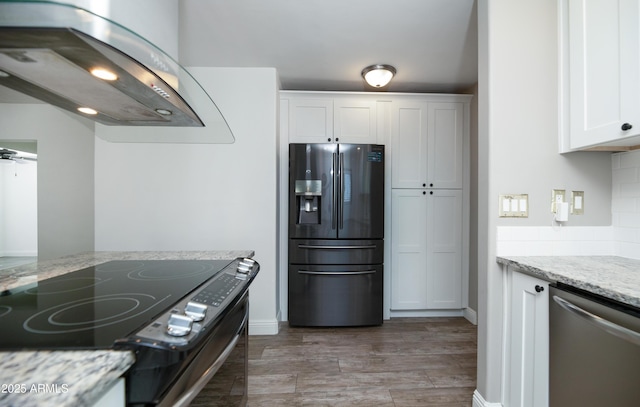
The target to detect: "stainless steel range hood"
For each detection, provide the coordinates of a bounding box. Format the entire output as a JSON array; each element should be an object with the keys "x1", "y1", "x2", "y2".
[{"x1": 0, "y1": 1, "x2": 235, "y2": 143}]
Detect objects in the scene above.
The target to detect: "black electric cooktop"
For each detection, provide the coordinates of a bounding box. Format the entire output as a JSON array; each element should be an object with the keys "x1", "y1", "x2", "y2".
[{"x1": 0, "y1": 260, "x2": 233, "y2": 350}]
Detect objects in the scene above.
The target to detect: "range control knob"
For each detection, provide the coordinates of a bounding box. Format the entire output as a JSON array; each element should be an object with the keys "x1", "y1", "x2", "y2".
[
  {"x1": 238, "y1": 258, "x2": 255, "y2": 273},
  {"x1": 236, "y1": 258, "x2": 255, "y2": 280},
  {"x1": 241, "y1": 257, "x2": 256, "y2": 267},
  {"x1": 166, "y1": 313, "x2": 193, "y2": 337},
  {"x1": 185, "y1": 301, "x2": 207, "y2": 322}
]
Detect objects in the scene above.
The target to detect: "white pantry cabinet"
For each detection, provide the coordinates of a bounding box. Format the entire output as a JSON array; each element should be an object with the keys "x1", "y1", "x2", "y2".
[
  {"x1": 391, "y1": 189, "x2": 463, "y2": 310},
  {"x1": 391, "y1": 100, "x2": 464, "y2": 189},
  {"x1": 282, "y1": 92, "x2": 378, "y2": 144},
  {"x1": 503, "y1": 268, "x2": 549, "y2": 407},
  {"x1": 559, "y1": 0, "x2": 640, "y2": 151}
]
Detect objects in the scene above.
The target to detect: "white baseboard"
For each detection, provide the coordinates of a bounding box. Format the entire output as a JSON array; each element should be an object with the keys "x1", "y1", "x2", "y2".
[
  {"x1": 389, "y1": 309, "x2": 464, "y2": 318},
  {"x1": 473, "y1": 389, "x2": 502, "y2": 407},
  {"x1": 464, "y1": 307, "x2": 478, "y2": 325},
  {"x1": 249, "y1": 318, "x2": 279, "y2": 335}
]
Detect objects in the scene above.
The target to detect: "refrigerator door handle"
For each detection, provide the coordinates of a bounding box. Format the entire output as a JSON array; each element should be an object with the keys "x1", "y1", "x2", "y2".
[
  {"x1": 297, "y1": 244, "x2": 377, "y2": 250},
  {"x1": 339, "y1": 152, "x2": 345, "y2": 230},
  {"x1": 298, "y1": 270, "x2": 377, "y2": 276},
  {"x1": 332, "y1": 152, "x2": 338, "y2": 230}
]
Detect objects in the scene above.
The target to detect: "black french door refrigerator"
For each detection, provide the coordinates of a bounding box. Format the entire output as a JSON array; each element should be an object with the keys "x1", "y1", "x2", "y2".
[{"x1": 288, "y1": 143, "x2": 384, "y2": 326}]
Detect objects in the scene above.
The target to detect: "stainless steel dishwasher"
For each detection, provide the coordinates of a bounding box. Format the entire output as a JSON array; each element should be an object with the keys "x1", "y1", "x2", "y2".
[{"x1": 549, "y1": 284, "x2": 640, "y2": 407}]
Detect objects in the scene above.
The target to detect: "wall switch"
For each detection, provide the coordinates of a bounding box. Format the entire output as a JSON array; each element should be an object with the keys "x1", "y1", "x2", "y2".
[
  {"x1": 551, "y1": 189, "x2": 566, "y2": 213},
  {"x1": 571, "y1": 191, "x2": 584, "y2": 215},
  {"x1": 499, "y1": 194, "x2": 529, "y2": 218}
]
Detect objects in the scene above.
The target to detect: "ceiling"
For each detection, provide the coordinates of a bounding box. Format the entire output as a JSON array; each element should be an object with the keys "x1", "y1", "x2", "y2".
[
  {"x1": 0, "y1": 0, "x2": 478, "y2": 103},
  {"x1": 178, "y1": 0, "x2": 478, "y2": 94}
]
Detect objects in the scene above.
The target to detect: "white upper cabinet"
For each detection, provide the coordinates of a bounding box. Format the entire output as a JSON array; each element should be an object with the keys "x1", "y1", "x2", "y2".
[
  {"x1": 428, "y1": 102, "x2": 464, "y2": 189},
  {"x1": 391, "y1": 101, "x2": 429, "y2": 188},
  {"x1": 334, "y1": 98, "x2": 378, "y2": 143},
  {"x1": 283, "y1": 93, "x2": 378, "y2": 144},
  {"x1": 288, "y1": 98, "x2": 334, "y2": 143},
  {"x1": 391, "y1": 100, "x2": 464, "y2": 188},
  {"x1": 560, "y1": 0, "x2": 640, "y2": 151}
]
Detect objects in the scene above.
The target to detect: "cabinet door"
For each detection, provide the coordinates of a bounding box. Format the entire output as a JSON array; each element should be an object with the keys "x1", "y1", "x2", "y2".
[
  {"x1": 334, "y1": 98, "x2": 377, "y2": 144},
  {"x1": 506, "y1": 270, "x2": 549, "y2": 407},
  {"x1": 426, "y1": 189, "x2": 462, "y2": 309},
  {"x1": 428, "y1": 102, "x2": 463, "y2": 189},
  {"x1": 391, "y1": 101, "x2": 428, "y2": 188},
  {"x1": 565, "y1": 0, "x2": 640, "y2": 149},
  {"x1": 289, "y1": 98, "x2": 334, "y2": 143},
  {"x1": 391, "y1": 189, "x2": 428, "y2": 310},
  {"x1": 391, "y1": 189, "x2": 462, "y2": 310}
]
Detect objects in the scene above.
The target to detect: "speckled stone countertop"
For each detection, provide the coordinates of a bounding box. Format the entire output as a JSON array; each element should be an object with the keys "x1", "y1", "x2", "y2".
[
  {"x1": 497, "y1": 256, "x2": 640, "y2": 309},
  {"x1": 0, "y1": 250, "x2": 253, "y2": 407}
]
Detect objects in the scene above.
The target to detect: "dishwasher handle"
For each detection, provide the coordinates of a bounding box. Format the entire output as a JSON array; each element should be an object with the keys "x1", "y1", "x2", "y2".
[{"x1": 553, "y1": 295, "x2": 640, "y2": 347}]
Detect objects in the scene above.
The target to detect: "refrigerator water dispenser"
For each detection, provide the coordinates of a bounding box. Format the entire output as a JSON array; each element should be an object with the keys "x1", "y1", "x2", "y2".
[{"x1": 295, "y1": 180, "x2": 322, "y2": 224}]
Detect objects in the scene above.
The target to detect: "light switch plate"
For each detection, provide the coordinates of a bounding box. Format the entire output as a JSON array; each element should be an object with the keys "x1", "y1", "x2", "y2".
[
  {"x1": 571, "y1": 191, "x2": 584, "y2": 215},
  {"x1": 499, "y1": 194, "x2": 529, "y2": 218},
  {"x1": 551, "y1": 189, "x2": 566, "y2": 213}
]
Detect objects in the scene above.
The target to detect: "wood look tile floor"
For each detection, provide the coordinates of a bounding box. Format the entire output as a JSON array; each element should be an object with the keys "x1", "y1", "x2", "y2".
[{"x1": 193, "y1": 317, "x2": 477, "y2": 406}]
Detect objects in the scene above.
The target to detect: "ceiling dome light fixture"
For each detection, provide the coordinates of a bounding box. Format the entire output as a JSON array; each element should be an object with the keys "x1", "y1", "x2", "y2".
[{"x1": 361, "y1": 64, "x2": 396, "y2": 88}]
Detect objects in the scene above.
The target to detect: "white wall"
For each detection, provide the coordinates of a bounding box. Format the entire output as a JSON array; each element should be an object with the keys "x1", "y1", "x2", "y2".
[
  {"x1": 477, "y1": 0, "x2": 614, "y2": 404},
  {"x1": 0, "y1": 160, "x2": 37, "y2": 256},
  {"x1": 94, "y1": 67, "x2": 280, "y2": 334},
  {"x1": 0, "y1": 105, "x2": 95, "y2": 261}
]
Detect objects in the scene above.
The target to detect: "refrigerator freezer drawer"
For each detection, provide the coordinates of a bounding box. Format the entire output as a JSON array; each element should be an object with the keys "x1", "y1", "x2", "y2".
[
  {"x1": 289, "y1": 239, "x2": 383, "y2": 265},
  {"x1": 288, "y1": 264, "x2": 383, "y2": 326}
]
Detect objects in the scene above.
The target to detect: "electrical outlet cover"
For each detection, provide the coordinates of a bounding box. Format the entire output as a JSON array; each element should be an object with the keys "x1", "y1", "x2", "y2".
[
  {"x1": 571, "y1": 191, "x2": 584, "y2": 215},
  {"x1": 551, "y1": 189, "x2": 566, "y2": 213}
]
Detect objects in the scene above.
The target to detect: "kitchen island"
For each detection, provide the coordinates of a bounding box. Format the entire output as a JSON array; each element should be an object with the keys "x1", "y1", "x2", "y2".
[
  {"x1": 0, "y1": 250, "x2": 253, "y2": 407},
  {"x1": 497, "y1": 255, "x2": 640, "y2": 308}
]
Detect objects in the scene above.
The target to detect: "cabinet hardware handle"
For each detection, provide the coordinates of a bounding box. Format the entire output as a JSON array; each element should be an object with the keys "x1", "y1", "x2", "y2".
[
  {"x1": 327, "y1": 138, "x2": 332, "y2": 142},
  {"x1": 430, "y1": 191, "x2": 433, "y2": 195},
  {"x1": 423, "y1": 191, "x2": 426, "y2": 195},
  {"x1": 335, "y1": 137, "x2": 339, "y2": 141},
  {"x1": 622, "y1": 123, "x2": 633, "y2": 131},
  {"x1": 423, "y1": 183, "x2": 426, "y2": 187},
  {"x1": 430, "y1": 183, "x2": 434, "y2": 187},
  {"x1": 535, "y1": 285, "x2": 544, "y2": 293}
]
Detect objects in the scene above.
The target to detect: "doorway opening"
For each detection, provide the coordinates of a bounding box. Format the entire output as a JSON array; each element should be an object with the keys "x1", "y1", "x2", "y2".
[{"x1": 0, "y1": 141, "x2": 37, "y2": 271}]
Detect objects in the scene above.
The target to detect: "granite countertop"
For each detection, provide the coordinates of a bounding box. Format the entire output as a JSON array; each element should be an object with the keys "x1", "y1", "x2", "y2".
[
  {"x1": 0, "y1": 250, "x2": 253, "y2": 407},
  {"x1": 497, "y1": 255, "x2": 640, "y2": 309}
]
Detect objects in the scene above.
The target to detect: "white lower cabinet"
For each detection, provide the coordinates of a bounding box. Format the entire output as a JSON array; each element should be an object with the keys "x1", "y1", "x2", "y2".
[
  {"x1": 504, "y1": 268, "x2": 549, "y2": 407},
  {"x1": 390, "y1": 188, "x2": 462, "y2": 310}
]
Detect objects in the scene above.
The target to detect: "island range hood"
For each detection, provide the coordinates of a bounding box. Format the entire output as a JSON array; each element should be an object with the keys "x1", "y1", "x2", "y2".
[
  {"x1": 0, "y1": 1, "x2": 234, "y2": 143},
  {"x1": 0, "y1": 27, "x2": 203, "y2": 127}
]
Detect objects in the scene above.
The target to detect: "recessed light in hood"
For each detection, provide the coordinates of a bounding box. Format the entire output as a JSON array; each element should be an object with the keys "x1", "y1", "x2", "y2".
[{"x1": 0, "y1": 0, "x2": 235, "y2": 143}]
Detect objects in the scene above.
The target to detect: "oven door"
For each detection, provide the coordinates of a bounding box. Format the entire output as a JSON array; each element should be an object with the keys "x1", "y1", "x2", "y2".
[
  {"x1": 124, "y1": 291, "x2": 249, "y2": 407},
  {"x1": 158, "y1": 293, "x2": 248, "y2": 407}
]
